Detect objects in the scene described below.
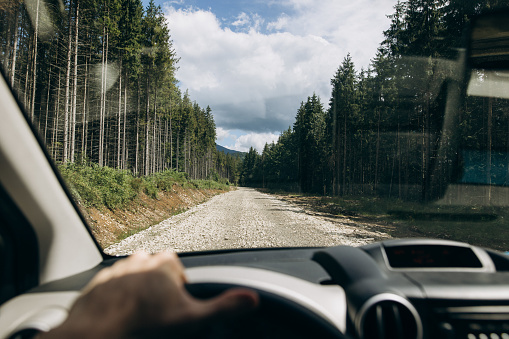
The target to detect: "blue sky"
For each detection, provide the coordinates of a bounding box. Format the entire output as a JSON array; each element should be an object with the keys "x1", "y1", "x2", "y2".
[
  {"x1": 142, "y1": 0, "x2": 396, "y2": 152},
  {"x1": 145, "y1": 0, "x2": 292, "y2": 32}
]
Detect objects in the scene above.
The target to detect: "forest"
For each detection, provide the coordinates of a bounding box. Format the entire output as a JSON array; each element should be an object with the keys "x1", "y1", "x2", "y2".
[
  {"x1": 240, "y1": 0, "x2": 509, "y2": 201},
  {"x1": 3, "y1": 0, "x2": 509, "y2": 199},
  {"x1": 0, "y1": 0, "x2": 240, "y2": 183}
]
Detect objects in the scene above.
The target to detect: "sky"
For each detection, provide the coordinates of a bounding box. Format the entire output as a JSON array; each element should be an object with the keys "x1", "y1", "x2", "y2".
[{"x1": 142, "y1": 0, "x2": 396, "y2": 152}]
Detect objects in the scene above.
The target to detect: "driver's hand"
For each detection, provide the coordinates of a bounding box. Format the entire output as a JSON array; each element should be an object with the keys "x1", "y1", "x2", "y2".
[{"x1": 37, "y1": 252, "x2": 259, "y2": 338}]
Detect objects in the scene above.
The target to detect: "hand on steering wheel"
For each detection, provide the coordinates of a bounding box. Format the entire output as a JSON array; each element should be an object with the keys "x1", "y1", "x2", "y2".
[{"x1": 37, "y1": 252, "x2": 259, "y2": 339}]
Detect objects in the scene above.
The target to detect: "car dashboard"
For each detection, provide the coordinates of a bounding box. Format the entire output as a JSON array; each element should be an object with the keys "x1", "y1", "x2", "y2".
[{"x1": 2, "y1": 238, "x2": 509, "y2": 339}]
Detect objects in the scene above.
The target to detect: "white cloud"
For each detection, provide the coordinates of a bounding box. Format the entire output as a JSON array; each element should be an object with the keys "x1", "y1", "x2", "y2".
[
  {"x1": 232, "y1": 12, "x2": 250, "y2": 27},
  {"x1": 268, "y1": 0, "x2": 396, "y2": 68},
  {"x1": 232, "y1": 12, "x2": 249, "y2": 27},
  {"x1": 267, "y1": 14, "x2": 289, "y2": 31},
  {"x1": 251, "y1": 14, "x2": 265, "y2": 32},
  {"x1": 233, "y1": 132, "x2": 280, "y2": 153},
  {"x1": 215, "y1": 127, "x2": 233, "y2": 142},
  {"x1": 216, "y1": 128, "x2": 278, "y2": 153},
  {"x1": 165, "y1": 1, "x2": 395, "y2": 151},
  {"x1": 230, "y1": 12, "x2": 265, "y2": 33},
  {"x1": 167, "y1": 7, "x2": 340, "y2": 130}
]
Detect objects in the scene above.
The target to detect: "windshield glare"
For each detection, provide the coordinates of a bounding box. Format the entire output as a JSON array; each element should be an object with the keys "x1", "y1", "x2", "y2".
[{"x1": 2, "y1": 0, "x2": 509, "y2": 253}]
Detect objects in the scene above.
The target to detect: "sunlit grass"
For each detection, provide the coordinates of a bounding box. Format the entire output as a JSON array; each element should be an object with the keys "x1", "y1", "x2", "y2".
[{"x1": 59, "y1": 163, "x2": 231, "y2": 209}]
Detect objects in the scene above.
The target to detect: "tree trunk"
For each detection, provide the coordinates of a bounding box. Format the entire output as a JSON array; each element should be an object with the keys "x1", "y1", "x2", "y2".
[
  {"x1": 99, "y1": 28, "x2": 108, "y2": 167},
  {"x1": 70, "y1": 2, "x2": 79, "y2": 162},
  {"x1": 374, "y1": 108, "x2": 381, "y2": 192},
  {"x1": 117, "y1": 61, "x2": 122, "y2": 168},
  {"x1": 135, "y1": 79, "x2": 140, "y2": 175},
  {"x1": 487, "y1": 97, "x2": 493, "y2": 203},
  {"x1": 422, "y1": 95, "x2": 431, "y2": 201},
  {"x1": 158, "y1": 116, "x2": 162, "y2": 172},
  {"x1": 145, "y1": 69, "x2": 151, "y2": 176},
  {"x1": 99, "y1": 26, "x2": 105, "y2": 166},
  {"x1": 24, "y1": 33, "x2": 31, "y2": 111},
  {"x1": 333, "y1": 97, "x2": 339, "y2": 196},
  {"x1": 152, "y1": 84, "x2": 157, "y2": 173},
  {"x1": 52, "y1": 65, "x2": 62, "y2": 160},
  {"x1": 184, "y1": 128, "x2": 187, "y2": 173},
  {"x1": 30, "y1": 0, "x2": 40, "y2": 121},
  {"x1": 170, "y1": 115, "x2": 173, "y2": 169},
  {"x1": 63, "y1": 0, "x2": 73, "y2": 163},
  {"x1": 44, "y1": 53, "x2": 53, "y2": 143},
  {"x1": 10, "y1": 9, "x2": 19, "y2": 88},
  {"x1": 176, "y1": 129, "x2": 179, "y2": 172},
  {"x1": 123, "y1": 77, "x2": 127, "y2": 170},
  {"x1": 342, "y1": 107, "x2": 347, "y2": 195},
  {"x1": 81, "y1": 55, "x2": 89, "y2": 157}
]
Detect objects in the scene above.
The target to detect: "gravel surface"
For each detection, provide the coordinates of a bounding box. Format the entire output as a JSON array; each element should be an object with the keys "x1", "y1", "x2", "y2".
[{"x1": 105, "y1": 187, "x2": 391, "y2": 255}]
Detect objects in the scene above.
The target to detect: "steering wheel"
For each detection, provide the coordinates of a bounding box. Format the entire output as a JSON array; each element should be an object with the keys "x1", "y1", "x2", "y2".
[{"x1": 186, "y1": 283, "x2": 350, "y2": 339}]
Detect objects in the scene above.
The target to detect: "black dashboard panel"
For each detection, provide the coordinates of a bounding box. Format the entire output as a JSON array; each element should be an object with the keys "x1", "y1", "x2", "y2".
[
  {"x1": 384, "y1": 244, "x2": 483, "y2": 269},
  {"x1": 180, "y1": 247, "x2": 330, "y2": 284},
  {"x1": 169, "y1": 240, "x2": 509, "y2": 338},
  {"x1": 14, "y1": 239, "x2": 509, "y2": 339}
]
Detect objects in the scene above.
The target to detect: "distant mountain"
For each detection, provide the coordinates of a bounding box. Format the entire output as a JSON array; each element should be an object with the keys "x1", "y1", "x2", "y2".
[{"x1": 216, "y1": 144, "x2": 245, "y2": 156}]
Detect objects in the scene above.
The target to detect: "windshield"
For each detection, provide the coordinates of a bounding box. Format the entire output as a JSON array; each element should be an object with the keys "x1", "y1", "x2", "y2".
[{"x1": 2, "y1": 0, "x2": 509, "y2": 255}]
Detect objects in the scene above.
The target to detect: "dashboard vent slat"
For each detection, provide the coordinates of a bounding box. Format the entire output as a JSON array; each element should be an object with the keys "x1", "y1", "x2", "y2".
[
  {"x1": 376, "y1": 304, "x2": 386, "y2": 339},
  {"x1": 392, "y1": 303, "x2": 405, "y2": 338},
  {"x1": 357, "y1": 294, "x2": 422, "y2": 339}
]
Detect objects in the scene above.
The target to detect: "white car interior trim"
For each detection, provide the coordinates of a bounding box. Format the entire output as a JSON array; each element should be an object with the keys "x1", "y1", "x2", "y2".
[
  {"x1": 0, "y1": 292, "x2": 79, "y2": 338},
  {"x1": 186, "y1": 265, "x2": 347, "y2": 333},
  {"x1": 0, "y1": 74, "x2": 102, "y2": 284}
]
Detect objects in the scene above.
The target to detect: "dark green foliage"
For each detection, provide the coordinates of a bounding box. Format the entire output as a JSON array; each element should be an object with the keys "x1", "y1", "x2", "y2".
[
  {"x1": 143, "y1": 170, "x2": 188, "y2": 196},
  {"x1": 240, "y1": 147, "x2": 261, "y2": 186},
  {"x1": 59, "y1": 162, "x2": 137, "y2": 209},
  {"x1": 59, "y1": 163, "x2": 230, "y2": 209},
  {"x1": 214, "y1": 151, "x2": 242, "y2": 185},
  {"x1": 295, "y1": 94, "x2": 328, "y2": 193}
]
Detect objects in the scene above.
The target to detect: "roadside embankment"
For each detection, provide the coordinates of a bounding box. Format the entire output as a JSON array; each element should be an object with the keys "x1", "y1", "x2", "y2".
[
  {"x1": 84, "y1": 186, "x2": 228, "y2": 248},
  {"x1": 58, "y1": 162, "x2": 232, "y2": 248}
]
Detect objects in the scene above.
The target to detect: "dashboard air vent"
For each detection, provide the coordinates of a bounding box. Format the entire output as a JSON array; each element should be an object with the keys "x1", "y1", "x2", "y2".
[{"x1": 356, "y1": 294, "x2": 422, "y2": 339}]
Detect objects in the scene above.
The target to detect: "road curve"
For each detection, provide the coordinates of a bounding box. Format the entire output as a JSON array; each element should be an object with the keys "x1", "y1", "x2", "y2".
[{"x1": 105, "y1": 187, "x2": 390, "y2": 255}]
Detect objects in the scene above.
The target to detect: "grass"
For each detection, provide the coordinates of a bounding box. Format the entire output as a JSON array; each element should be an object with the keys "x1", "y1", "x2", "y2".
[
  {"x1": 118, "y1": 226, "x2": 146, "y2": 241},
  {"x1": 59, "y1": 163, "x2": 137, "y2": 209},
  {"x1": 266, "y1": 190, "x2": 509, "y2": 251},
  {"x1": 59, "y1": 162, "x2": 231, "y2": 210},
  {"x1": 190, "y1": 179, "x2": 231, "y2": 190}
]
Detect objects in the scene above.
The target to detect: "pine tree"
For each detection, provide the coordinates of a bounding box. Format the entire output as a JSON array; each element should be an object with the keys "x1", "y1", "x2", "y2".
[{"x1": 328, "y1": 54, "x2": 357, "y2": 195}]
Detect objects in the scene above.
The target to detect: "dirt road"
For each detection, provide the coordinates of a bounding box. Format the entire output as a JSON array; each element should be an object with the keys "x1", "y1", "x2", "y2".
[{"x1": 105, "y1": 187, "x2": 390, "y2": 255}]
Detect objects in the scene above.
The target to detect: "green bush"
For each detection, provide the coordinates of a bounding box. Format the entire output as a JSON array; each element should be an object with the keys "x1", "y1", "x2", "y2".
[
  {"x1": 143, "y1": 177, "x2": 159, "y2": 199},
  {"x1": 59, "y1": 163, "x2": 137, "y2": 209},
  {"x1": 59, "y1": 163, "x2": 102, "y2": 207},
  {"x1": 59, "y1": 164, "x2": 232, "y2": 209},
  {"x1": 190, "y1": 179, "x2": 230, "y2": 190},
  {"x1": 130, "y1": 177, "x2": 144, "y2": 192}
]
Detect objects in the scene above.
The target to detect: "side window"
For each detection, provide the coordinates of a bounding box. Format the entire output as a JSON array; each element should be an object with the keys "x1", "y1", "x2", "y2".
[{"x1": 0, "y1": 183, "x2": 38, "y2": 305}]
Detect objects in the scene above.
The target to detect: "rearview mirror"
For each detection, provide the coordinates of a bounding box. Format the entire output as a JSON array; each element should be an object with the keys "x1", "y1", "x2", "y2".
[
  {"x1": 440, "y1": 9, "x2": 509, "y2": 206},
  {"x1": 469, "y1": 10, "x2": 509, "y2": 70}
]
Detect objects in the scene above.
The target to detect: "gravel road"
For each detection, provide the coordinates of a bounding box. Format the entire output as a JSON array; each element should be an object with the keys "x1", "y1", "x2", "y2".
[{"x1": 105, "y1": 187, "x2": 390, "y2": 255}]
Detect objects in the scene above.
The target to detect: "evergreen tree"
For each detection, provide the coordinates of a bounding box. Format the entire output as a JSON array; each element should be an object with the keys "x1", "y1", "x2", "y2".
[
  {"x1": 0, "y1": 0, "x2": 230, "y2": 183},
  {"x1": 328, "y1": 55, "x2": 357, "y2": 195}
]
